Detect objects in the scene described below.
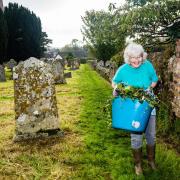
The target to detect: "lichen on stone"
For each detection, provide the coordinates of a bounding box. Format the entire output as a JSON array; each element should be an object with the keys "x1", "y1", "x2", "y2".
[{"x1": 13, "y1": 57, "x2": 60, "y2": 140}]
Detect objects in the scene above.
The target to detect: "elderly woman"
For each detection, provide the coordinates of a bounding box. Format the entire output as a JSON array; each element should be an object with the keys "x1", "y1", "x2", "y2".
[{"x1": 112, "y1": 43, "x2": 158, "y2": 175}]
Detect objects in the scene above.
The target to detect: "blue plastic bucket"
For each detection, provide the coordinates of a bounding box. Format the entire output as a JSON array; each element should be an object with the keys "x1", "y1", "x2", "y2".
[{"x1": 112, "y1": 97, "x2": 153, "y2": 133}]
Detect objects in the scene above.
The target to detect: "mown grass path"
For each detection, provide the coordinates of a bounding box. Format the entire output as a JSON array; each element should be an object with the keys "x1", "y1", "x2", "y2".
[{"x1": 0, "y1": 64, "x2": 179, "y2": 179}]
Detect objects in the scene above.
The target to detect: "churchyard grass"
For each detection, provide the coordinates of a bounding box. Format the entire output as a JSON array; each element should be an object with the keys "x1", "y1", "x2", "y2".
[
  {"x1": 4, "y1": 67, "x2": 12, "y2": 80},
  {"x1": 0, "y1": 65, "x2": 179, "y2": 179}
]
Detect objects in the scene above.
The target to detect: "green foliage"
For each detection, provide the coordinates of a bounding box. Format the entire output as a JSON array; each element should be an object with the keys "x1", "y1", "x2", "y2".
[
  {"x1": 126, "y1": 0, "x2": 153, "y2": 7},
  {"x1": 4, "y1": 3, "x2": 51, "y2": 62},
  {"x1": 0, "y1": 9, "x2": 8, "y2": 64},
  {"x1": 156, "y1": 101, "x2": 180, "y2": 151},
  {"x1": 40, "y1": 31, "x2": 52, "y2": 56},
  {"x1": 81, "y1": 10, "x2": 126, "y2": 61},
  {"x1": 65, "y1": 52, "x2": 74, "y2": 60},
  {"x1": 168, "y1": 20, "x2": 180, "y2": 40},
  {"x1": 110, "y1": 52, "x2": 124, "y2": 66},
  {"x1": 82, "y1": 0, "x2": 179, "y2": 61},
  {"x1": 94, "y1": 42, "x2": 117, "y2": 61},
  {"x1": 4, "y1": 67, "x2": 12, "y2": 80},
  {"x1": 80, "y1": 58, "x2": 87, "y2": 64},
  {"x1": 156, "y1": 103, "x2": 171, "y2": 135},
  {"x1": 60, "y1": 39, "x2": 88, "y2": 59},
  {"x1": 116, "y1": 84, "x2": 159, "y2": 107},
  {"x1": 120, "y1": 0, "x2": 180, "y2": 46}
]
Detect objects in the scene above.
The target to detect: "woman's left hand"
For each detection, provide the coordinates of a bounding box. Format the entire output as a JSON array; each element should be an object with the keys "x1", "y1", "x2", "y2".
[{"x1": 144, "y1": 88, "x2": 154, "y2": 97}]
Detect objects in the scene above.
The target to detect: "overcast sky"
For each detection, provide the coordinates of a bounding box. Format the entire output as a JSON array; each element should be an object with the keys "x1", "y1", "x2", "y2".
[{"x1": 3, "y1": 0, "x2": 125, "y2": 48}]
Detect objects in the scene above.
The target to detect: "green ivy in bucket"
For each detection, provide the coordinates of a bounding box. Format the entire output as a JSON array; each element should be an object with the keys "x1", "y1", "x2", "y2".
[{"x1": 115, "y1": 84, "x2": 159, "y2": 107}]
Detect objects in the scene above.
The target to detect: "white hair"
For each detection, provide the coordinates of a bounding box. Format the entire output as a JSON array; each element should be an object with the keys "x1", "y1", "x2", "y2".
[{"x1": 123, "y1": 43, "x2": 147, "y2": 64}]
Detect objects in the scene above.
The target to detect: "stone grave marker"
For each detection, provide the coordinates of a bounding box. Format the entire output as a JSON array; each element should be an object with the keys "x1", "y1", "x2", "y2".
[{"x1": 13, "y1": 57, "x2": 62, "y2": 141}]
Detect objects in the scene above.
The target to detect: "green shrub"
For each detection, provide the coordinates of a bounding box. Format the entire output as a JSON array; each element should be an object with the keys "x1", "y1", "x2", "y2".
[
  {"x1": 110, "y1": 52, "x2": 124, "y2": 66},
  {"x1": 80, "y1": 58, "x2": 87, "y2": 64}
]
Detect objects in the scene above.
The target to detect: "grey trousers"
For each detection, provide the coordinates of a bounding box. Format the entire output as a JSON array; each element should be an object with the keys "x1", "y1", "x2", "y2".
[{"x1": 131, "y1": 115, "x2": 156, "y2": 149}]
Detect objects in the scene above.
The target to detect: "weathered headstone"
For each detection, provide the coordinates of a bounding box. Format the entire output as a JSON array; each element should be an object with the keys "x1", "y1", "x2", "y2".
[
  {"x1": 52, "y1": 59, "x2": 66, "y2": 84},
  {"x1": 13, "y1": 57, "x2": 62, "y2": 141},
  {"x1": 74, "y1": 59, "x2": 80, "y2": 69},
  {"x1": 98, "y1": 60, "x2": 104, "y2": 67},
  {"x1": 70, "y1": 60, "x2": 76, "y2": 70},
  {"x1": 40, "y1": 58, "x2": 66, "y2": 84},
  {"x1": 0, "y1": 64, "x2": 6, "y2": 82},
  {"x1": 105, "y1": 61, "x2": 110, "y2": 68},
  {"x1": 6, "y1": 59, "x2": 17, "y2": 70}
]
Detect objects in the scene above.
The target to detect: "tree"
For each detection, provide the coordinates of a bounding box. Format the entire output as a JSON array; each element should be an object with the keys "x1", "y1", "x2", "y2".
[
  {"x1": 0, "y1": 9, "x2": 8, "y2": 64},
  {"x1": 60, "y1": 39, "x2": 88, "y2": 58},
  {"x1": 65, "y1": 52, "x2": 74, "y2": 60},
  {"x1": 81, "y1": 10, "x2": 126, "y2": 61},
  {"x1": 117, "y1": 0, "x2": 180, "y2": 47},
  {"x1": 125, "y1": 0, "x2": 153, "y2": 7},
  {"x1": 71, "y1": 39, "x2": 79, "y2": 48},
  {"x1": 81, "y1": 0, "x2": 179, "y2": 60},
  {"x1": 4, "y1": 3, "x2": 52, "y2": 62},
  {"x1": 40, "y1": 31, "x2": 52, "y2": 56}
]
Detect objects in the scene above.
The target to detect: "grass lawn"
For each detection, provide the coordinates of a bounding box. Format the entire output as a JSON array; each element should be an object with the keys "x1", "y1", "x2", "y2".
[{"x1": 0, "y1": 64, "x2": 179, "y2": 179}]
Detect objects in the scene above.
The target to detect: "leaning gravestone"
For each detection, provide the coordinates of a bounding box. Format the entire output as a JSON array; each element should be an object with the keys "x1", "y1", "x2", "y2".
[
  {"x1": 0, "y1": 64, "x2": 6, "y2": 82},
  {"x1": 70, "y1": 60, "x2": 76, "y2": 70},
  {"x1": 51, "y1": 59, "x2": 66, "y2": 84},
  {"x1": 13, "y1": 57, "x2": 62, "y2": 141},
  {"x1": 74, "y1": 59, "x2": 80, "y2": 69}
]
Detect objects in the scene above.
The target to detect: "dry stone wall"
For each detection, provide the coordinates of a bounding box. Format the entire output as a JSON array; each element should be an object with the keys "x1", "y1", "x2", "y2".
[
  {"x1": 89, "y1": 60, "x2": 118, "y2": 82},
  {"x1": 172, "y1": 40, "x2": 180, "y2": 117},
  {"x1": 149, "y1": 41, "x2": 180, "y2": 119}
]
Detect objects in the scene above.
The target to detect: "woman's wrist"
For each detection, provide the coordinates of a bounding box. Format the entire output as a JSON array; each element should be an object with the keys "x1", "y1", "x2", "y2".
[{"x1": 112, "y1": 82, "x2": 117, "y2": 88}]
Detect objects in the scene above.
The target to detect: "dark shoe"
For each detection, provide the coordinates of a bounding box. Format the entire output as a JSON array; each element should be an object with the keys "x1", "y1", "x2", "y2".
[
  {"x1": 132, "y1": 148, "x2": 143, "y2": 175},
  {"x1": 146, "y1": 144, "x2": 157, "y2": 170}
]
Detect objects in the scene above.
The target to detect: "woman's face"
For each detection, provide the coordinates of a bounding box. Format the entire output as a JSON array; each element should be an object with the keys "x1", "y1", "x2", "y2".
[{"x1": 129, "y1": 55, "x2": 143, "y2": 68}]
